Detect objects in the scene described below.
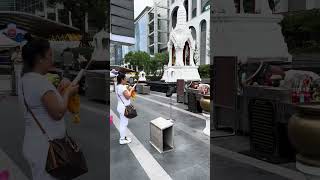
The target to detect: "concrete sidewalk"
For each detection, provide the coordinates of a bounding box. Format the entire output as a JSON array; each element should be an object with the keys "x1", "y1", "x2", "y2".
[{"x1": 0, "y1": 149, "x2": 29, "y2": 180}]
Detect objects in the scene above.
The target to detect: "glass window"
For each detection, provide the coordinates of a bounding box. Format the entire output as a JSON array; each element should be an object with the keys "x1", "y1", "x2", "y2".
[
  {"x1": 201, "y1": 0, "x2": 210, "y2": 12},
  {"x1": 244, "y1": 0, "x2": 255, "y2": 13},
  {"x1": 200, "y1": 20, "x2": 207, "y2": 65},
  {"x1": 189, "y1": 26, "x2": 196, "y2": 41},
  {"x1": 172, "y1": 8, "x2": 178, "y2": 29},
  {"x1": 184, "y1": 0, "x2": 189, "y2": 21},
  {"x1": 192, "y1": 0, "x2": 197, "y2": 18}
]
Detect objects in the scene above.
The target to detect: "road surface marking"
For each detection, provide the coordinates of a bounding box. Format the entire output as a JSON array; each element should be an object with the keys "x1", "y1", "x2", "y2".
[
  {"x1": 137, "y1": 95, "x2": 207, "y2": 121},
  {"x1": 122, "y1": 96, "x2": 306, "y2": 180},
  {"x1": 110, "y1": 110, "x2": 172, "y2": 180},
  {"x1": 0, "y1": 149, "x2": 29, "y2": 180},
  {"x1": 82, "y1": 101, "x2": 305, "y2": 180},
  {"x1": 80, "y1": 104, "x2": 172, "y2": 180},
  {"x1": 149, "y1": 92, "x2": 177, "y2": 100}
]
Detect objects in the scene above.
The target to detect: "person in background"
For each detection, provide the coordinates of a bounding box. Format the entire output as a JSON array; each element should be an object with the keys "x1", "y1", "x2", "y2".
[
  {"x1": 23, "y1": 33, "x2": 33, "y2": 47},
  {"x1": 11, "y1": 46, "x2": 23, "y2": 95},
  {"x1": 61, "y1": 48, "x2": 74, "y2": 75},
  {"x1": 20, "y1": 39, "x2": 79, "y2": 180},
  {"x1": 116, "y1": 72, "x2": 136, "y2": 145}
]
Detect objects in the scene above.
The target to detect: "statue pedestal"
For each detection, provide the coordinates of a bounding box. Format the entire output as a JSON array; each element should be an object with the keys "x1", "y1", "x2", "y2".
[
  {"x1": 138, "y1": 71, "x2": 147, "y2": 82},
  {"x1": 161, "y1": 66, "x2": 201, "y2": 83},
  {"x1": 202, "y1": 112, "x2": 210, "y2": 136}
]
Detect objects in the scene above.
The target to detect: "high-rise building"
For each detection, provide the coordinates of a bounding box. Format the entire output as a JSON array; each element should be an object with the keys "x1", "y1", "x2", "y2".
[
  {"x1": 134, "y1": 1, "x2": 170, "y2": 56},
  {"x1": 110, "y1": 0, "x2": 135, "y2": 65},
  {"x1": 134, "y1": 6, "x2": 152, "y2": 53},
  {"x1": 274, "y1": 0, "x2": 320, "y2": 13},
  {"x1": 231, "y1": 0, "x2": 320, "y2": 14},
  {"x1": 148, "y1": 0, "x2": 170, "y2": 55},
  {"x1": 15, "y1": 0, "x2": 44, "y2": 15},
  {"x1": 0, "y1": 0, "x2": 16, "y2": 11},
  {"x1": 170, "y1": 0, "x2": 210, "y2": 65}
]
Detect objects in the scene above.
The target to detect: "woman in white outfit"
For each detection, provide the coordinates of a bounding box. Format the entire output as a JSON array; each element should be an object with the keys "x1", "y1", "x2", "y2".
[
  {"x1": 11, "y1": 46, "x2": 23, "y2": 95},
  {"x1": 116, "y1": 72, "x2": 136, "y2": 145},
  {"x1": 19, "y1": 39, "x2": 79, "y2": 180}
]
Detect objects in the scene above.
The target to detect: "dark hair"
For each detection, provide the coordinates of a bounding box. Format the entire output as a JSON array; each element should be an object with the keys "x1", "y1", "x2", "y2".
[
  {"x1": 22, "y1": 39, "x2": 51, "y2": 75},
  {"x1": 24, "y1": 33, "x2": 33, "y2": 42},
  {"x1": 117, "y1": 72, "x2": 126, "y2": 84}
]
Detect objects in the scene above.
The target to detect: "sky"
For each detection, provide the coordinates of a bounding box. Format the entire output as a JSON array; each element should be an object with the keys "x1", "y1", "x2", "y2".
[{"x1": 134, "y1": 0, "x2": 153, "y2": 19}]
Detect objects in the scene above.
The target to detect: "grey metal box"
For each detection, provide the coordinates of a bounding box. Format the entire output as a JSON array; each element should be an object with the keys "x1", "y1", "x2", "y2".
[
  {"x1": 137, "y1": 84, "x2": 150, "y2": 94},
  {"x1": 150, "y1": 117, "x2": 174, "y2": 153},
  {"x1": 85, "y1": 70, "x2": 109, "y2": 102},
  {"x1": 141, "y1": 86, "x2": 150, "y2": 94}
]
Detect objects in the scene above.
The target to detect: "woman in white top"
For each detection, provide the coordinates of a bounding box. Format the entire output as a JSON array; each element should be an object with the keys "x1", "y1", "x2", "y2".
[
  {"x1": 116, "y1": 72, "x2": 136, "y2": 145},
  {"x1": 20, "y1": 39, "x2": 78, "y2": 180},
  {"x1": 11, "y1": 46, "x2": 23, "y2": 95}
]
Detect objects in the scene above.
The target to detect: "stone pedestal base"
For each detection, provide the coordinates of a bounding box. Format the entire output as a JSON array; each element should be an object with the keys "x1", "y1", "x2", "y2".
[
  {"x1": 161, "y1": 66, "x2": 201, "y2": 83},
  {"x1": 202, "y1": 113, "x2": 210, "y2": 136},
  {"x1": 297, "y1": 162, "x2": 320, "y2": 180}
]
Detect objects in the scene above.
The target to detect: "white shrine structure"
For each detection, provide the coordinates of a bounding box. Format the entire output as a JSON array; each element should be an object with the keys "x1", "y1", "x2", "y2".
[
  {"x1": 91, "y1": 28, "x2": 109, "y2": 61},
  {"x1": 138, "y1": 71, "x2": 147, "y2": 82},
  {"x1": 161, "y1": 2, "x2": 201, "y2": 83},
  {"x1": 211, "y1": 0, "x2": 291, "y2": 63}
]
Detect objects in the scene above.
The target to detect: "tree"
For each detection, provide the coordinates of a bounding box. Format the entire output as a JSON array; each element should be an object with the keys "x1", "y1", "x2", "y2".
[
  {"x1": 124, "y1": 51, "x2": 151, "y2": 72},
  {"x1": 153, "y1": 52, "x2": 169, "y2": 76}
]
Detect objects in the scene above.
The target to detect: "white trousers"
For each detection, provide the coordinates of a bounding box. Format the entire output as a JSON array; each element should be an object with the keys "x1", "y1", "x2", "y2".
[
  {"x1": 119, "y1": 113, "x2": 128, "y2": 139},
  {"x1": 23, "y1": 134, "x2": 57, "y2": 180},
  {"x1": 14, "y1": 64, "x2": 23, "y2": 95}
]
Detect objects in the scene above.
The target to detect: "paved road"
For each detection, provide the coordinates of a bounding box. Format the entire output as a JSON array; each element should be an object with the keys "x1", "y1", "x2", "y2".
[
  {"x1": 0, "y1": 95, "x2": 109, "y2": 180},
  {"x1": 110, "y1": 92, "x2": 210, "y2": 180},
  {"x1": 0, "y1": 91, "x2": 306, "y2": 180},
  {"x1": 111, "y1": 91, "x2": 305, "y2": 180}
]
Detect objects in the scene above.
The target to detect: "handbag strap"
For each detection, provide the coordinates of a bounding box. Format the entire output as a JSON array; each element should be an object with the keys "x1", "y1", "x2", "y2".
[
  {"x1": 116, "y1": 84, "x2": 126, "y2": 106},
  {"x1": 21, "y1": 82, "x2": 51, "y2": 141}
]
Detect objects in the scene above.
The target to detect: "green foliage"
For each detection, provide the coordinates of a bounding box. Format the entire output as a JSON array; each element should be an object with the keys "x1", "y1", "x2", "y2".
[
  {"x1": 281, "y1": 9, "x2": 320, "y2": 54},
  {"x1": 198, "y1": 64, "x2": 210, "y2": 78},
  {"x1": 152, "y1": 52, "x2": 169, "y2": 76},
  {"x1": 124, "y1": 51, "x2": 169, "y2": 76},
  {"x1": 124, "y1": 51, "x2": 150, "y2": 72}
]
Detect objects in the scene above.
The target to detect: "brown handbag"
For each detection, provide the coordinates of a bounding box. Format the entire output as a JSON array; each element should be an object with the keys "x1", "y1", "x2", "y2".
[
  {"x1": 22, "y1": 85, "x2": 88, "y2": 179},
  {"x1": 117, "y1": 91, "x2": 137, "y2": 119}
]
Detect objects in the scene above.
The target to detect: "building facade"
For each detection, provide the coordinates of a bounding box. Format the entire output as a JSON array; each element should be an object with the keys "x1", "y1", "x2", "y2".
[
  {"x1": 148, "y1": 0, "x2": 170, "y2": 55},
  {"x1": 134, "y1": 6, "x2": 151, "y2": 53},
  {"x1": 134, "y1": 1, "x2": 170, "y2": 56},
  {"x1": 170, "y1": 0, "x2": 210, "y2": 65},
  {"x1": 0, "y1": 0, "x2": 16, "y2": 11},
  {"x1": 110, "y1": 0, "x2": 135, "y2": 65},
  {"x1": 274, "y1": 0, "x2": 320, "y2": 13},
  {"x1": 231, "y1": 0, "x2": 320, "y2": 13}
]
